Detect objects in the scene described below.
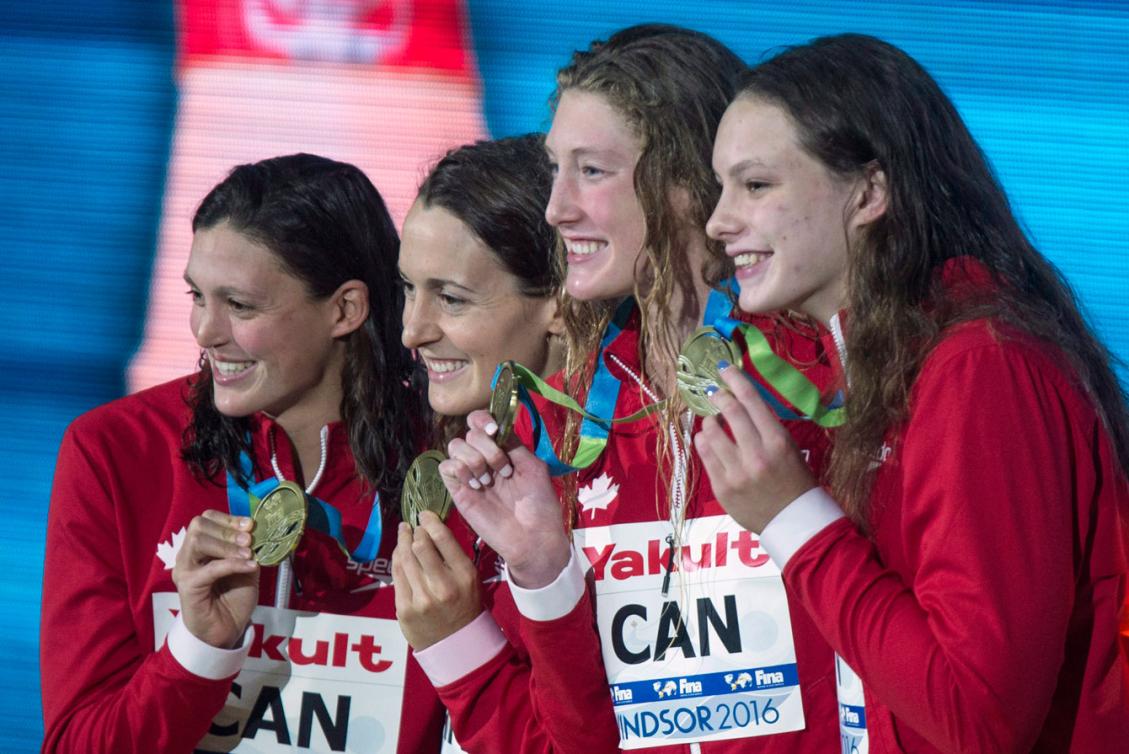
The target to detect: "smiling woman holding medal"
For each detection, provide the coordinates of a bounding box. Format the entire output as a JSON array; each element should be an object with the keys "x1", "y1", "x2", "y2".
[
  {"x1": 393, "y1": 135, "x2": 623, "y2": 753},
  {"x1": 433, "y1": 25, "x2": 844, "y2": 753},
  {"x1": 40, "y1": 154, "x2": 450, "y2": 754},
  {"x1": 697, "y1": 35, "x2": 1129, "y2": 752}
]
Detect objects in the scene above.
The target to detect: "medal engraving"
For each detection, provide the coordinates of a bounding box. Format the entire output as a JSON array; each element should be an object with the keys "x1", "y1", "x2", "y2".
[
  {"x1": 489, "y1": 361, "x2": 520, "y2": 445},
  {"x1": 401, "y1": 450, "x2": 453, "y2": 527},
  {"x1": 676, "y1": 327, "x2": 743, "y2": 417},
  {"x1": 251, "y1": 481, "x2": 307, "y2": 566}
]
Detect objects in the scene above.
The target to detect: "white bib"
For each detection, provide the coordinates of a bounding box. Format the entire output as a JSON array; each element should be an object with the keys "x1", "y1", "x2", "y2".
[
  {"x1": 153, "y1": 593, "x2": 408, "y2": 753},
  {"x1": 574, "y1": 515, "x2": 806, "y2": 749}
]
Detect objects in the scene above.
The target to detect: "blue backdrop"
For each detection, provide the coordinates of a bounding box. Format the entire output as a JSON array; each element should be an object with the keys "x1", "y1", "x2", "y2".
[{"x1": 3, "y1": 1, "x2": 1126, "y2": 751}]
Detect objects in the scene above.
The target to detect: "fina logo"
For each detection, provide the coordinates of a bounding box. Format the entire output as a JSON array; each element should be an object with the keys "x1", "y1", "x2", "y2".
[
  {"x1": 725, "y1": 671, "x2": 752, "y2": 690},
  {"x1": 651, "y1": 677, "x2": 704, "y2": 699}
]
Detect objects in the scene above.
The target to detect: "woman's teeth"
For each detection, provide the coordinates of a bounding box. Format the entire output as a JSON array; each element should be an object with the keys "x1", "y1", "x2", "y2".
[
  {"x1": 426, "y1": 359, "x2": 467, "y2": 374},
  {"x1": 734, "y1": 252, "x2": 771, "y2": 267},
  {"x1": 567, "y1": 240, "x2": 605, "y2": 256},
  {"x1": 214, "y1": 360, "x2": 254, "y2": 376}
]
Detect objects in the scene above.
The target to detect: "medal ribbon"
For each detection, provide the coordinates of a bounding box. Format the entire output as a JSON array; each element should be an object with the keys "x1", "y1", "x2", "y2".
[
  {"x1": 226, "y1": 449, "x2": 384, "y2": 563},
  {"x1": 493, "y1": 298, "x2": 664, "y2": 476},
  {"x1": 712, "y1": 310, "x2": 846, "y2": 428}
]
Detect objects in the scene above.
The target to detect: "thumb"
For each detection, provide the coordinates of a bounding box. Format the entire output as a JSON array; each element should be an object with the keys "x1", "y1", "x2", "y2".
[{"x1": 507, "y1": 443, "x2": 547, "y2": 473}]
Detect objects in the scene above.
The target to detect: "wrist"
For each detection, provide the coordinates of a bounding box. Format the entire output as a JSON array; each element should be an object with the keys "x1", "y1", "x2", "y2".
[{"x1": 507, "y1": 535, "x2": 571, "y2": 589}]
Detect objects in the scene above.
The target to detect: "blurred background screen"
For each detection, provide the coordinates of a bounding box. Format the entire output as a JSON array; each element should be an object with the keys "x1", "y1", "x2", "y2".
[{"x1": 2, "y1": 1, "x2": 1126, "y2": 750}]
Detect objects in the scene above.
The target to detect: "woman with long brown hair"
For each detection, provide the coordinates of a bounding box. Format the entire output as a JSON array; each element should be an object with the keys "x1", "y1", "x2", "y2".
[
  {"x1": 700, "y1": 33, "x2": 1129, "y2": 753},
  {"x1": 40, "y1": 154, "x2": 445, "y2": 753}
]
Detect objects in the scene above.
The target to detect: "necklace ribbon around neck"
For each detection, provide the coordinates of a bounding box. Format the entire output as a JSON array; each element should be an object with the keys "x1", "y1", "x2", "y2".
[
  {"x1": 492, "y1": 298, "x2": 664, "y2": 476},
  {"x1": 705, "y1": 286, "x2": 845, "y2": 428},
  {"x1": 226, "y1": 444, "x2": 384, "y2": 564}
]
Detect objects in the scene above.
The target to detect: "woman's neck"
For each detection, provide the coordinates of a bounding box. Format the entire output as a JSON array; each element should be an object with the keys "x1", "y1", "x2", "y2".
[{"x1": 271, "y1": 404, "x2": 341, "y2": 487}]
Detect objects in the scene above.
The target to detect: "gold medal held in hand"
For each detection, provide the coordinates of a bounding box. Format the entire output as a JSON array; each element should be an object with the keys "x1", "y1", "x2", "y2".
[
  {"x1": 251, "y1": 481, "x2": 307, "y2": 566},
  {"x1": 489, "y1": 360, "x2": 520, "y2": 445},
  {"x1": 401, "y1": 450, "x2": 453, "y2": 527},
  {"x1": 676, "y1": 326, "x2": 743, "y2": 417}
]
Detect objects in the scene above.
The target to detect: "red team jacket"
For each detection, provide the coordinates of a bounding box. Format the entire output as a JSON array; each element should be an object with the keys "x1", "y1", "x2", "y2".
[
  {"x1": 434, "y1": 308, "x2": 843, "y2": 753},
  {"x1": 784, "y1": 259, "x2": 1129, "y2": 752},
  {"x1": 40, "y1": 377, "x2": 446, "y2": 754}
]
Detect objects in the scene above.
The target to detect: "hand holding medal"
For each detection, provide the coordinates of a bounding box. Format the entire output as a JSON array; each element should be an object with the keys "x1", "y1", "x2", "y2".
[
  {"x1": 399, "y1": 363, "x2": 519, "y2": 528},
  {"x1": 695, "y1": 363, "x2": 821, "y2": 534},
  {"x1": 171, "y1": 509, "x2": 260, "y2": 649},
  {"x1": 439, "y1": 401, "x2": 571, "y2": 590}
]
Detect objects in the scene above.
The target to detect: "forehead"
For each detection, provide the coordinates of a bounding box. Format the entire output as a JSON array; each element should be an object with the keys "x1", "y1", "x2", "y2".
[
  {"x1": 713, "y1": 96, "x2": 807, "y2": 168},
  {"x1": 400, "y1": 202, "x2": 512, "y2": 282},
  {"x1": 546, "y1": 89, "x2": 640, "y2": 158},
  {"x1": 186, "y1": 222, "x2": 287, "y2": 282}
]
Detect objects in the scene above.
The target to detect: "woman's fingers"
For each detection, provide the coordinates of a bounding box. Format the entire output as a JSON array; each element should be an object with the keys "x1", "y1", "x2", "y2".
[
  {"x1": 718, "y1": 365, "x2": 787, "y2": 440},
  {"x1": 177, "y1": 512, "x2": 254, "y2": 567},
  {"x1": 392, "y1": 523, "x2": 432, "y2": 603},
  {"x1": 177, "y1": 557, "x2": 258, "y2": 590},
  {"x1": 417, "y1": 512, "x2": 477, "y2": 580},
  {"x1": 464, "y1": 429, "x2": 514, "y2": 480},
  {"x1": 444, "y1": 438, "x2": 492, "y2": 490},
  {"x1": 695, "y1": 415, "x2": 739, "y2": 477},
  {"x1": 465, "y1": 409, "x2": 497, "y2": 433},
  {"x1": 391, "y1": 522, "x2": 415, "y2": 605}
]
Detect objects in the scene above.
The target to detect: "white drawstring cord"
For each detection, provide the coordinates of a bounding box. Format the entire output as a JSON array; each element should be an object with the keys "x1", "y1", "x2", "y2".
[{"x1": 268, "y1": 425, "x2": 329, "y2": 608}]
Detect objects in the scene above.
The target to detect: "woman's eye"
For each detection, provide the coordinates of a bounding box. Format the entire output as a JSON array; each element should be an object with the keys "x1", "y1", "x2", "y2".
[
  {"x1": 400, "y1": 279, "x2": 416, "y2": 298},
  {"x1": 228, "y1": 299, "x2": 252, "y2": 314},
  {"x1": 581, "y1": 165, "x2": 606, "y2": 178},
  {"x1": 745, "y1": 180, "x2": 769, "y2": 193},
  {"x1": 439, "y1": 293, "x2": 467, "y2": 307},
  {"x1": 186, "y1": 289, "x2": 203, "y2": 305}
]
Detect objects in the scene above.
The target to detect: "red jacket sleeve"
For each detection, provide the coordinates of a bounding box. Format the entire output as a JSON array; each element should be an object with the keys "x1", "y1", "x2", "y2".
[
  {"x1": 434, "y1": 587, "x2": 618, "y2": 754},
  {"x1": 784, "y1": 338, "x2": 1100, "y2": 752},
  {"x1": 40, "y1": 424, "x2": 232, "y2": 754},
  {"x1": 432, "y1": 381, "x2": 618, "y2": 753}
]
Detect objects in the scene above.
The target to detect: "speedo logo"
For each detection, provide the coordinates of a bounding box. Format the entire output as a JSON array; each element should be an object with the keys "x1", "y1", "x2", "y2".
[
  {"x1": 581, "y1": 530, "x2": 770, "y2": 582},
  {"x1": 247, "y1": 623, "x2": 393, "y2": 674}
]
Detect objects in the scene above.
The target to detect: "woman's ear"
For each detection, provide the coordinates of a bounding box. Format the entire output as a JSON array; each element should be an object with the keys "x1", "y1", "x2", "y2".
[
  {"x1": 329, "y1": 279, "x2": 370, "y2": 338},
  {"x1": 546, "y1": 296, "x2": 566, "y2": 337},
  {"x1": 851, "y1": 161, "x2": 888, "y2": 229}
]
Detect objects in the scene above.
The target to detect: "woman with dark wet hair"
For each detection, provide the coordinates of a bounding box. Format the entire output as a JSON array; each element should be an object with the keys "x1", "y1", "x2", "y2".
[{"x1": 41, "y1": 154, "x2": 446, "y2": 753}]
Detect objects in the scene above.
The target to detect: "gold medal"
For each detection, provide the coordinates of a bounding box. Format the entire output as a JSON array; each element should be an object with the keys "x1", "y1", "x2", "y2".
[
  {"x1": 676, "y1": 326, "x2": 743, "y2": 417},
  {"x1": 250, "y1": 481, "x2": 307, "y2": 566},
  {"x1": 401, "y1": 450, "x2": 453, "y2": 527},
  {"x1": 489, "y1": 360, "x2": 520, "y2": 445}
]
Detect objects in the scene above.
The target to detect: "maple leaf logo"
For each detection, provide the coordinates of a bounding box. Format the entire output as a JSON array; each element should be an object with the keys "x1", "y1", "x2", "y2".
[
  {"x1": 578, "y1": 473, "x2": 619, "y2": 519},
  {"x1": 156, "y1": 526, "x2": 186, "y2": 570}
]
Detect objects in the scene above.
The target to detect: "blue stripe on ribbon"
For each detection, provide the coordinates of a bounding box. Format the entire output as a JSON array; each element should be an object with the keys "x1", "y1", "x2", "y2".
[{"x1": 226, "y1": 449, "x2": 384, "y2": 563}]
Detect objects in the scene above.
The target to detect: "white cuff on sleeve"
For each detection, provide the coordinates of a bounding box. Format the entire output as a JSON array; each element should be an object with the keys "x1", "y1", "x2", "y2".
[
  {"x1": 166, "y1": 614, "x2": 251, "y2": 680},
  {"x1": 507, "y1": 547, "x2": 586, "y2": 623},
  {"x1": 414, "y1": 611, "x2": 508, "y2": 688},
  {"x1": 759, "y1": 486, "x2": 846, "y2": 569}
]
